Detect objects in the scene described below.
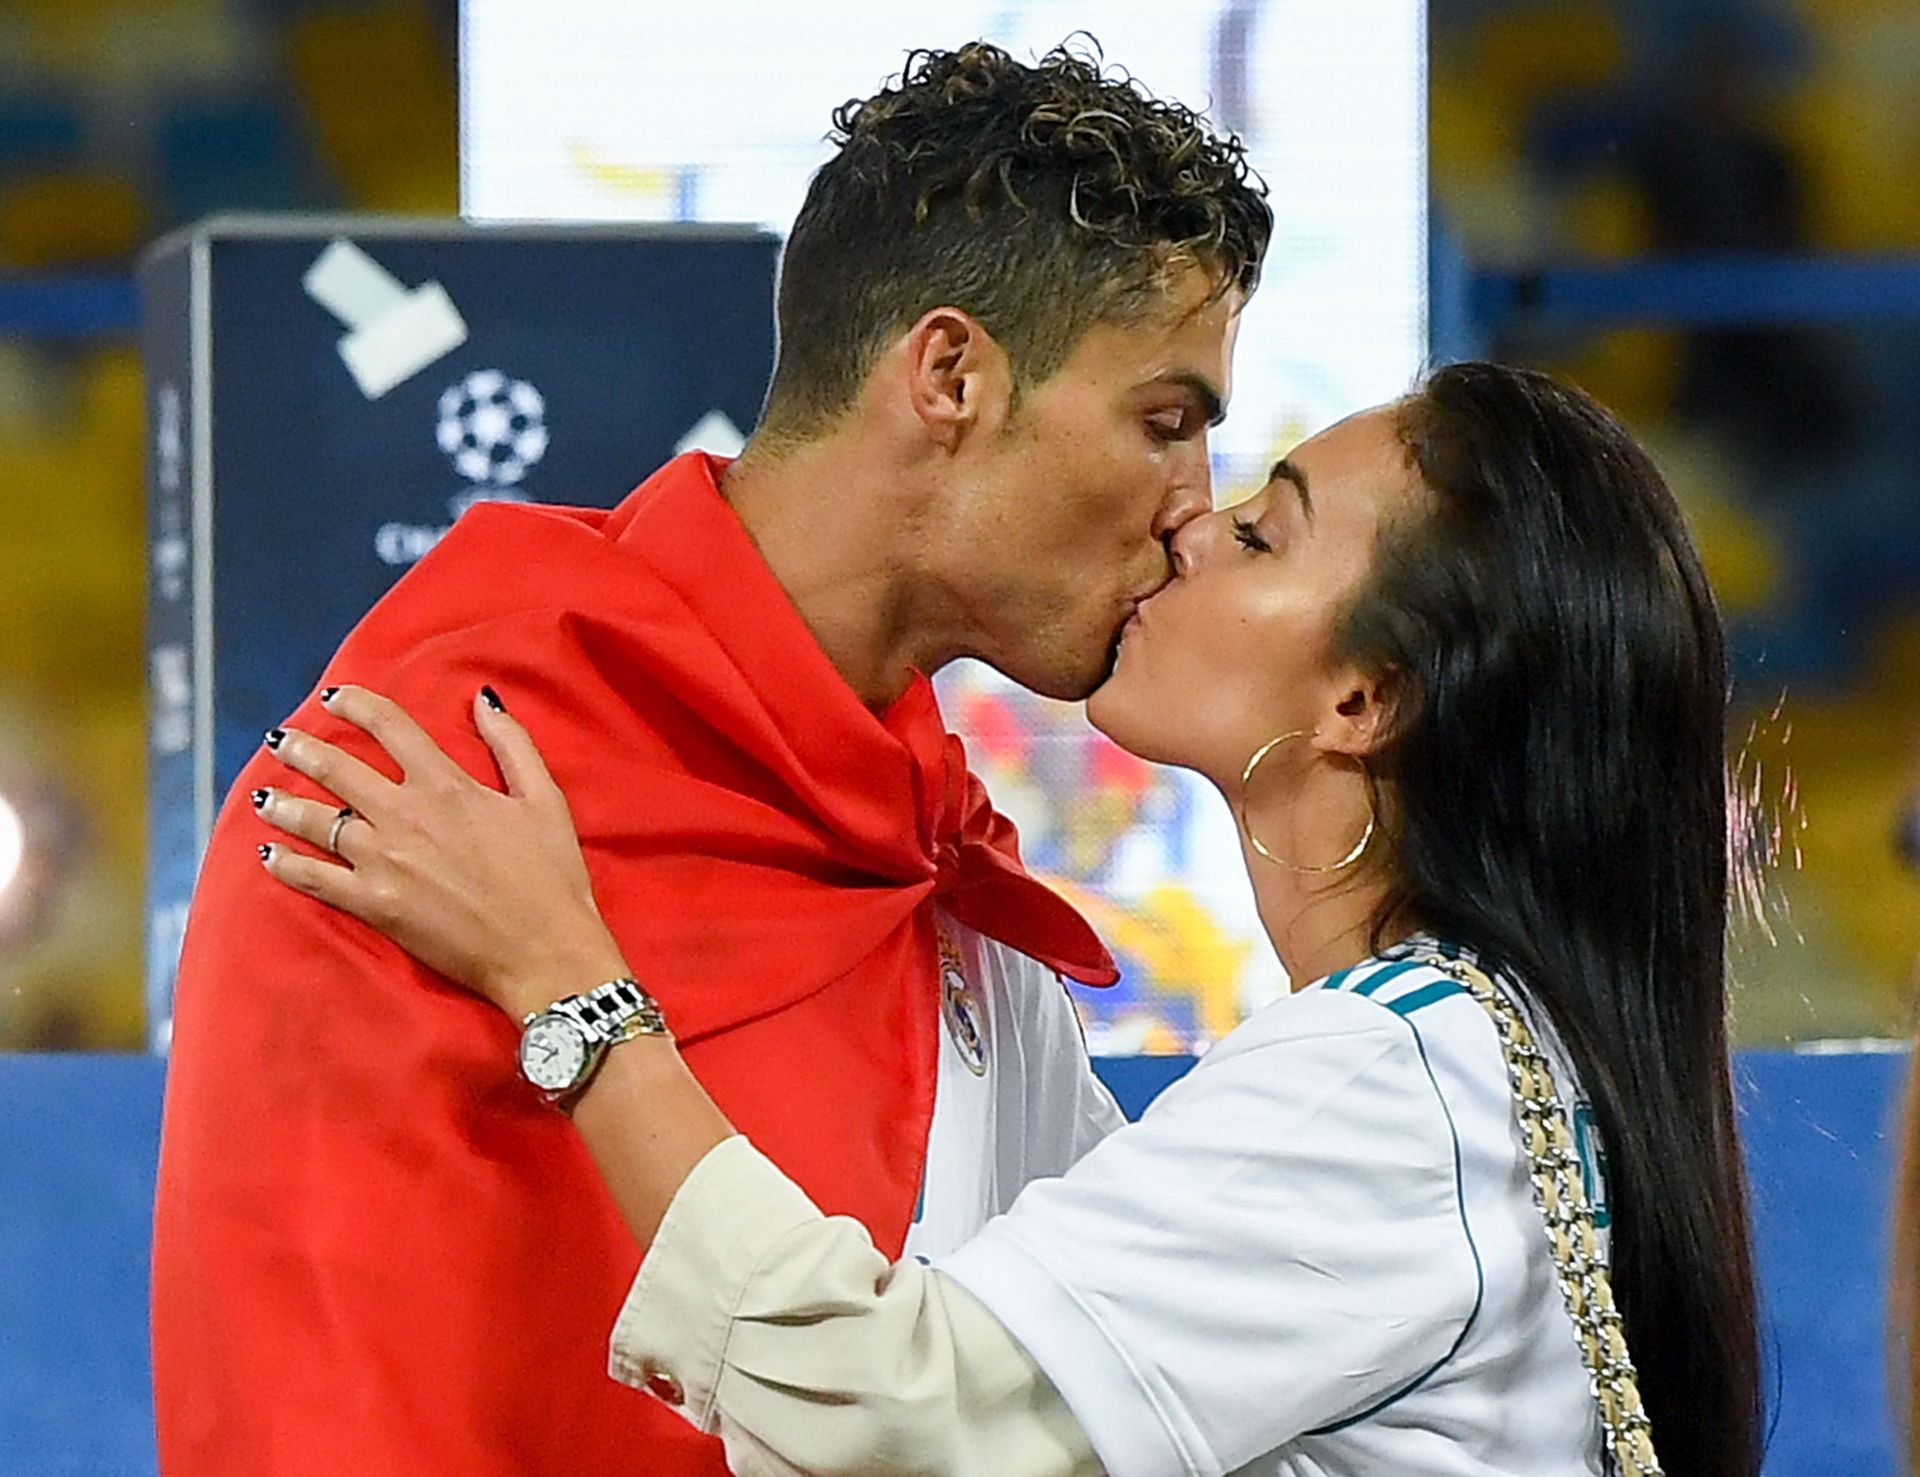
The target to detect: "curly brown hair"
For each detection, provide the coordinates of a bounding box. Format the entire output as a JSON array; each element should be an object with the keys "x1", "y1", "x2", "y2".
[{"x1": 757, "y1": 40, "x2": 1271, "y2": 442}]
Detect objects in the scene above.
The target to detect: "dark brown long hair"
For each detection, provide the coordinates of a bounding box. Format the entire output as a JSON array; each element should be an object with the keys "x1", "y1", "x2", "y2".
[{"x1": 1340, "y1": 362, "x2": 1765, "y2": 1475}]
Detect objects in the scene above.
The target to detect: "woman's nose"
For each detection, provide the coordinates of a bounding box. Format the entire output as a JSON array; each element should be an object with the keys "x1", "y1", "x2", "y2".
[{"x1": 1173, "y1": 497, "x2": 1256, "y2": 577}]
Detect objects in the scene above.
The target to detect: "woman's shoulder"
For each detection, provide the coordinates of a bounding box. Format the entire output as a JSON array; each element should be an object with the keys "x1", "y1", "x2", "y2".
[
  {"x1": 1187, "y1": 942, "x2": 1523, "y2": 1138},
  {"x1": 1207, "y1": 943, "x2": 1487, "y2": 1060},
  {"x1": 1131, "y1": 950, "x2": 1498, "y2": 1157},
  {"x1": 1311, "y1": 947, "x2": 1484, "y2": 1018}
]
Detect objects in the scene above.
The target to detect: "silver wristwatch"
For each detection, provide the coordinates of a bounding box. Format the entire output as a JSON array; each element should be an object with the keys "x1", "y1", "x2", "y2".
[{"x1": 517, "y1": 977, "x2": 670, "y2": 1112}]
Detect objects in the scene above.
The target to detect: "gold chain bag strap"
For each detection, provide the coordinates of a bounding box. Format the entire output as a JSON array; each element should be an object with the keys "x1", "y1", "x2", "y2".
[{"x1": 1422, "y1": 953, "x2": 1662, "y2": 1476}]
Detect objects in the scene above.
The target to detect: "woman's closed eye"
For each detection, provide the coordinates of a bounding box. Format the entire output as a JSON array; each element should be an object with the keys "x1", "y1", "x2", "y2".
[{"x1": 1232, "y1": 516, "x2": 1273, "y2": 553}]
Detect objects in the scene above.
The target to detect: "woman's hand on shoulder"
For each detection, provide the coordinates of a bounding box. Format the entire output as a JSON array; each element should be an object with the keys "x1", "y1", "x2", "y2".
[{"x1": 253, "y1": 683, "x2": 629, "y2": 1019}]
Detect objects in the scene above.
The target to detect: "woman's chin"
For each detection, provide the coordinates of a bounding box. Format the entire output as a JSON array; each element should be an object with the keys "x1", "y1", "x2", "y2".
[{"x1": 1086, "y1": 676, "x2": 1184, "y2": 770}]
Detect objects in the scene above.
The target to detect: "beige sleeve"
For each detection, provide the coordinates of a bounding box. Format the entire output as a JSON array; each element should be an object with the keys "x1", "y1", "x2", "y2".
[{"x1": 609, "y1": 1135, "x2": 1100, "y2": 1477}]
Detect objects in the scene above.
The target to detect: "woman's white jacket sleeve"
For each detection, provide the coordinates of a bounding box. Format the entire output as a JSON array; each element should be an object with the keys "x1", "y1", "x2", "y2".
[{"x1": 609, "y1": 1133, "x2": 1100, "y2": 1477}]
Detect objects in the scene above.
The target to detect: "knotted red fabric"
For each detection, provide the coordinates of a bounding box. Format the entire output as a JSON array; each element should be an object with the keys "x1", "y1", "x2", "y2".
[{"x1": 151, "y1": 452, "x2": 1115, "y2": 1476}]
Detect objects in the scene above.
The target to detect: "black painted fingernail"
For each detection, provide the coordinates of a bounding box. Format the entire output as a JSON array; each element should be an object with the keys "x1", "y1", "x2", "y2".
[
  {"x1": 250, "y1": 788, "x2": 269, "y2": 810},
  {"x1": 257, "y1": 843, "x2": 273, "y2": 862},
  {"x1": 264, "y1": 728, "x2": 285, "y2": 750},
  {"x1": 480, "y1": 685, "x2": 506, "y2": 713},
  {"x1": 320, "y1": 686, "x2": 339, "y2": 704}
]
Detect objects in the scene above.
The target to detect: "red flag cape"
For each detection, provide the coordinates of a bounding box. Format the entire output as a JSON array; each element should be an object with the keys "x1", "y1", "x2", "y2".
[{"x1": 151, "y1": 453, "x2": 1115, "y2": 1476}]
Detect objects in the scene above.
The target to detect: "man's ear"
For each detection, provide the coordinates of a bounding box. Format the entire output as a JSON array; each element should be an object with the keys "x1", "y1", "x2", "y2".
[
  {"x1": 1316, "y1": 666, "x2": 1403, "y2": 759},
  {"x1": 901, "y1": 307, "x2": 1008, "y2": 451}
]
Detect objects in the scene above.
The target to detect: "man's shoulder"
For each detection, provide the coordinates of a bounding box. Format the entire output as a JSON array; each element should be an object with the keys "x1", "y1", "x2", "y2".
[{"x1": 325, "y1": 498, "x2": 638, "y2": 681}]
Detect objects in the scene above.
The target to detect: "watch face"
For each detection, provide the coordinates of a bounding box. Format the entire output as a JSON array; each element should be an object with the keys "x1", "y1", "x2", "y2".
[{"x1": 519, "y1": 1015, "x2": 590, "y2": 1092}]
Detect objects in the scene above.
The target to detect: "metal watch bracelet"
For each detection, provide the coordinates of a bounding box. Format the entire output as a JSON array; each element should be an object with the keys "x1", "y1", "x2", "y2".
[{"x1": 524, "y1": 977, "x2": 671, "y2": 1113}]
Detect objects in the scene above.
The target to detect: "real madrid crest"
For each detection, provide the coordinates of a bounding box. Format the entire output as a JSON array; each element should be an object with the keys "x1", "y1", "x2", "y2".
[{"x1": 938, "y1": 925, "x2": 989, "y2": 1077}]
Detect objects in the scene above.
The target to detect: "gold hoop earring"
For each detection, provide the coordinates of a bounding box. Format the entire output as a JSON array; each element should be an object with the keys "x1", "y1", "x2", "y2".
[{"x1": 1238, "y1": 730, "x2": 1377, "y2": 874}]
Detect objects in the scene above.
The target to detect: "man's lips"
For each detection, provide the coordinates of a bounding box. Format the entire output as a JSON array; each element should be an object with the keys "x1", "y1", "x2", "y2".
[
  {"x1": 1116, "y1": 569, "x2": 1174, "y2": 643},
  {"x1": 1126, "y1": 582, "x2": 1170, "y2": 625}
]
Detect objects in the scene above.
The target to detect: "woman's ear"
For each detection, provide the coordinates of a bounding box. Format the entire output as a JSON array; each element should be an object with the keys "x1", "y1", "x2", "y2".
[{"x1": 1316, "y1": 667, "x2": 1403, "y2": 759}]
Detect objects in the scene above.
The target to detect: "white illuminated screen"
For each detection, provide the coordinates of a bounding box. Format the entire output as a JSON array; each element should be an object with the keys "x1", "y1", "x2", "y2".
[
  {"x1": 0, "y1": 794, "x2": 21, "y2": 901},
  {"x1": 462, "y1": 0, "x2": 1428, "y2": 1052}
]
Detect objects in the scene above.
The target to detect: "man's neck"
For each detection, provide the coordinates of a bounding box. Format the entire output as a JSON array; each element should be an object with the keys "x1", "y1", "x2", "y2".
[{"x1": 718, "y1": 437, "x2": 968, "y2": 710}]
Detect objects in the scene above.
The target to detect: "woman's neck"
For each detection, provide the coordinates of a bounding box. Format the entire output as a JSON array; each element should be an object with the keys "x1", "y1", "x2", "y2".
[{"x1": 1242, "y1": 843, "x2": 1413, "y2": 990}]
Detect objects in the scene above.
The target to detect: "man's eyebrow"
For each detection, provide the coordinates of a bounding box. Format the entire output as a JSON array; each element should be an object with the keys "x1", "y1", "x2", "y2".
[
  {"x1": 1270, "y1": 457, "x2": 1312, "y2": 522},
  {"x1": 1151, "y1": 370, "x2": 1226, "y2": 427}
]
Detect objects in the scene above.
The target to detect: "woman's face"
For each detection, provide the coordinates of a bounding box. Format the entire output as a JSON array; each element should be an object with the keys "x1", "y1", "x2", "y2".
[{"x1": 1086, "y1": 404, "x2": 1426, "y2": 789}]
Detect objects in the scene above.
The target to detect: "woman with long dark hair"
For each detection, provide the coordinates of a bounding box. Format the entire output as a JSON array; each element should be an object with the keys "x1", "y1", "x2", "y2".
[
  {"x1": 1350, "y1": 364, "x2": 1763, "y2": 1477},
  {"x1": 252, "y1": 362, "x2": 1762, "y2": 1475}
]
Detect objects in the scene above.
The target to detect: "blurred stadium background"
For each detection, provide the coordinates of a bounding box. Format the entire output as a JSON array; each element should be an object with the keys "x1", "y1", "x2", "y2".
[
  {"x1": 2, "y1": 2, "x2": 1919, "y2": 1473},
  {"x1": 1, "y1": 0, "x2": 459, "y2": 1050},
  {"x1": 4, "y1": 0, "x2": 1918, "y2": 1054}
]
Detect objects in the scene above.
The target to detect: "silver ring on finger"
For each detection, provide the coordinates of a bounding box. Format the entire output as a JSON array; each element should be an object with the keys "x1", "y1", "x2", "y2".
[{"x1": 326, "y1": 807, "x2": 358, "y2": 856}]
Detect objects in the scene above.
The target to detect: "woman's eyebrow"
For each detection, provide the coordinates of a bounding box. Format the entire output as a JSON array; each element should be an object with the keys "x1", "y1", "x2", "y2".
[{"x1": 1270, "y1": 458, "x2": 1312, "y2": 523}]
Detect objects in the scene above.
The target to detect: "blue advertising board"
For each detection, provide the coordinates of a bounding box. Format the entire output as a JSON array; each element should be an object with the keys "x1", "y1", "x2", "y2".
[{"x1": 139, "y1": 218, "x2": 779, "y2": 1046}]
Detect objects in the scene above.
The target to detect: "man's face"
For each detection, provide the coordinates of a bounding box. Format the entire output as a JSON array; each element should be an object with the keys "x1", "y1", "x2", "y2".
[{"x1": 953, "y1": 266, "x2": 1241, "y2": 701}]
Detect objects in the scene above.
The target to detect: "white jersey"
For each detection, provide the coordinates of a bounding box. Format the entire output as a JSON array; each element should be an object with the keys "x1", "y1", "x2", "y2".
[
  {"x1": 940, "y1": 944, "x2": 1610, "y2": 1477},
  {"x1": 905, "y1": 912, "x2": 1128, "y2": 1261}
]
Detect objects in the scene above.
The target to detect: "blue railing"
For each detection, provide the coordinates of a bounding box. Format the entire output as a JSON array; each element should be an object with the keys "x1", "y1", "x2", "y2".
[
  {"x1": 0, "y1": 272, "x2": 139, "y2": 340},
  {"x1": 12, "y1": 253, "x2": 1920, "y2": 347},
  {"x1": 1470, "y1": 253, "x2": 1920, "y2": 332}
]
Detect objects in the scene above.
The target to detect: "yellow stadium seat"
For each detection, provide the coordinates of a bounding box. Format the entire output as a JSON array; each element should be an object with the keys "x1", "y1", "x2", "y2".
[
  {"x1": 287, "y1": 2, "x2": 457, "y2": 212},
  {"x1": 0, "y1": 171, "x2": 148, "y2": 269},
  {"x1": 1780, "y1": 3, "x2": 1920, "y2": 249}
]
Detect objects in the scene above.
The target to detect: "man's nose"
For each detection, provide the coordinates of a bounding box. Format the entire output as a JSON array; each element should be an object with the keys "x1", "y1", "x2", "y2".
[
  {"x1": 1166, "y1": 507, "x2": 1215, "y2": 579},
  {"x1": 1150, "y1": 456, "x2": 1214, "y2": 545}
]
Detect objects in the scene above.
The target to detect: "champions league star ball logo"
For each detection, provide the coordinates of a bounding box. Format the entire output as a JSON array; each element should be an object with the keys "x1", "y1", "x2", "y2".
[
  {"x1": 377, "y1": 370, "x2": 551, "y2": 566},
  {"x1": 436, "y1": 370, "x2": 549, "y2": 488}
]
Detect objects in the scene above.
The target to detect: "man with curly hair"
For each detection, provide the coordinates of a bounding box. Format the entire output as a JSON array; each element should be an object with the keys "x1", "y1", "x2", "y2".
[{"x1": 152, "y1": 41, "x2": 1269, "y2": 1476}]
